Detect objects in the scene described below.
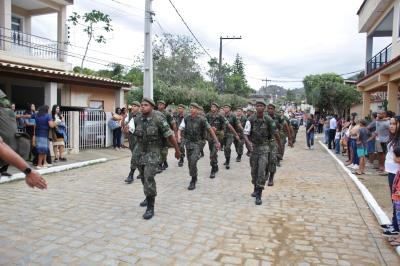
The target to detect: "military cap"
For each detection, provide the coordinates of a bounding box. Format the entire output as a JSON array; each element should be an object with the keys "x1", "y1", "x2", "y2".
[
  {"x1": 178, "y1": 104, "x2": 186, "y2": 109},
  {"x1": 157, "y1": 100, "x2": 166, "y2": 106},
  {"x1": 199, "y1": 106, "x2": 204, "y2": 111},
  {"x1": 131, "y1": 101, "x2": 141, "y2": 107},
  {"x1": 0, "y1": 89, "x2": 5, "y2": 98},
  {"x1": 236, "y1": 107, "x2": 243, "y2": 111},
  {"x1": 223, "y1": 104, "x2": 231, "y2": 108},
  {"x1": 142, "y1": 97, "x2": 156, "y2": 107},
  {"x1": 190, "y1": 102, "x2": 201, "y2": 109},
  {"x1": 268, "y1": 103, "x2": 276, "y2": 109},
  {"x1": 247, "y1": 107, "x2": 255, "y2": 112},
  {"x1": 211, "y1": 102, "x2": 219, "y2": 108},
  {"x1": 255, "y1": 100, "x2": 267, "y2": 107}
]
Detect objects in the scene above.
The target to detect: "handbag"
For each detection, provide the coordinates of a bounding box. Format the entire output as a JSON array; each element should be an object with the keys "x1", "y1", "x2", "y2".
[{"x1": 108, "y1": 119, "x2": 121, "y2": 130}]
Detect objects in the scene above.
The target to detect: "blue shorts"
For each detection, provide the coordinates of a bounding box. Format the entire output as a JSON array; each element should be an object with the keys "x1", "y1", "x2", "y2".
[
  {"x1": 367, "y1": 140, "x2": 375, "y2": 154},
  {"x1": 357, "y1": 147, "x2": 368, "y2": 157}
]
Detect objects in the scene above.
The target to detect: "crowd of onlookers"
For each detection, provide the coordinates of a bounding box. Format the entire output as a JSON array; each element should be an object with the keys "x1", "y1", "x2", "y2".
[
  {"x1": 305, "y1": 110, "x2": 400, "y2": 245},
  {"x1": 1, "y1": 103, "x2": 68, "y2": 177}
]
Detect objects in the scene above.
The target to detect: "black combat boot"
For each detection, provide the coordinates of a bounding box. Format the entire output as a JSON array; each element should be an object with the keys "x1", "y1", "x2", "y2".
[
  {"x1": 143, "y1": 197, "x2": 155, "y2": 220},
  {"x1": 163, "y1": 161, "x2": 169, "y2": 170},
  {"x1": 246, "y1": 151, "x2": 251, "y2": 157},
  {"x1": 200, "y1": 150, "x2": 204, "y2": 157},
  {"x1": 157, "y1": 164, "x2": 163, "y2": 173},
  {"x1": 188, "y1": 176, "x2": 197, "y2": 190},
  {"x1": 268, "y1": 172, "x2": 275, "y2": 186},
  {"x1": 255, "y1": 188, "x2": 263, "y2": 205},
  {"x1": 139, "y1": 197, "x2": 148, "y2": 207},
  {"x1": 210, "y1": 166, "x2": 216, "y2": 179},
  {"x1": 124, "y1": 169, "x2": 135, "y2": 184},
  {"x1": 251, "y1": 185, "x2": 257, "y2": 197},
  {"x1": 178, "y1": 156, "x2": 184, "y2": 167},
  {"x1": 236, "y1": 155, "x2": 242, "y2": 162},
  {"x1": 225, "y1": 157, "x2": 230, "y2": 169}
]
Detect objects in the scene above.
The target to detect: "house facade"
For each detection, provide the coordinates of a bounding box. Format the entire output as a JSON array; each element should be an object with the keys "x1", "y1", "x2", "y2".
[
  {"x1": 0, "y1": 0, "x2": 131, "y2": 112},
  {"x1": 357, "y1": 0, "x2": 400, "y2": 117}
]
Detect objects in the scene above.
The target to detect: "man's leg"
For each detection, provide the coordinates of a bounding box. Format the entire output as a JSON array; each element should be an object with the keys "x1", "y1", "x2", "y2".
[
  {"x1": 235, "y1": 137, "x2": 244, "y2": 162},
  {"x1": 187, "y1": 144, "x2": 200, "y2": 190},
  {"x1": 224, "y1": 135, "x2": 234, "y2": 169},
  {"x1": 255, "y1": 152, "x2": 268, "y2": 205},
  {"x1": 209, "y1": 139, "x2": 218, "y2": 178},
  {"x1": 250, "y1": 151, "x2": 258, "y2": 197},
  {"x1": 142, "y1": 163, "x2": 157, "y2": 220}
]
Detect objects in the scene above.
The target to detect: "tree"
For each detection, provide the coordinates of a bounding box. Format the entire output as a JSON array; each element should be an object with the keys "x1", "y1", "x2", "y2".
[
  {"x1": 303, "y1": 73, "x2": 361, "y2": 115},
  {"x1": 286, "y1": 90, "x2": 296, "y2": 102},
  {"x1": 223, "y1": 54, "x2": 252, "y2": 97},
  {"x1": 68, "y1": 10, "x2": 113, "y2": 73}
]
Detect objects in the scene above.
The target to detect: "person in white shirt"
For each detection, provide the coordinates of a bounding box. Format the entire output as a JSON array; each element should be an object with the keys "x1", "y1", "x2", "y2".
[
  {"x1": 328, "y1": 115, "x2": 338, "y2": 150},
  {"x1": 123, "y1": 101, "x2": 141, "y2": 184}
]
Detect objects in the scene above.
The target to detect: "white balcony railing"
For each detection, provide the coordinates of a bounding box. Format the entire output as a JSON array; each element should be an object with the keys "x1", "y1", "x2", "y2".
[{"x1": 0, "y1": 27, "x2": 63, "y2": 61}]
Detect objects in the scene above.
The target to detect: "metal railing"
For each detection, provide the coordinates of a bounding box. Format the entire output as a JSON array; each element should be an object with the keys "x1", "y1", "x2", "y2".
[
  {"x1": 0, "y1": 26, "x2": 60, "y2": 60},
  {"x1": 78, "y1": 110, "x2": 107, "y2": 150},
  {"x1": 367, "y1": 44, "x2": 392, "y2": 74}
]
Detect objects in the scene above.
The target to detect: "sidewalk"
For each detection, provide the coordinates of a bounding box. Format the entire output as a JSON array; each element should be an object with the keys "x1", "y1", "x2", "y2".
[{"x1": 315, "y1": 133, "x2": 393, "y2": 220}]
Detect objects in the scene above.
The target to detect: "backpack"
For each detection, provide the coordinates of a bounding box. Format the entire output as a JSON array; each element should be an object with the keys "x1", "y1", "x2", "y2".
[{"x1": 0, "y1": 107, "x2": 31, "y2": 162}]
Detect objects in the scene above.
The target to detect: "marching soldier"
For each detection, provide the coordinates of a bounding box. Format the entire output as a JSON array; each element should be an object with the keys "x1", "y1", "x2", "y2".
[
  {"x1": 157, "y1": 100, "x2": 177, "y2": 172},
  {"x1": 133, "y1": 98, "x2": 181, "y2": 220},
  {"x1": 206, "y1": 103, "x2": 238, "y2": 178},
  {"x1": 234, "y1": 107, "x2": 247, "y2": 162},
  {"x1": 222, "y1": 104, "x2": 241, "y2": 169},
  {"x1": 124, "y1": 101, "x2": 141, "y2": 184},
  {"x1": 199, "y1": 106, "x2": 207, "y2": 158},
  {"x1": 175, "y1": 104, "x2": 186, "y2": 167},
  {"x1": 279, "y1": 110, "x2": 294, "y2": 159},
  {"x1": 243, "y1": 100, "x2": 276, "y2": 205},
  {"x1": 289, "y1": 114, "x2": 300, "y2": 144},
  {"x1": 178, "y1": 103, "x2": 220, "y2": 190}
]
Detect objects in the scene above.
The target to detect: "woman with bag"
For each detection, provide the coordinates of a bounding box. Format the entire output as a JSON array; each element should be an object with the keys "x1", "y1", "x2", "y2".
[
  {"x1": 51, "y1": 105, "x2": 67, "y2": 162},
  {"x1": 111, "y1": 107, "x2": 123, "y2": 150}
]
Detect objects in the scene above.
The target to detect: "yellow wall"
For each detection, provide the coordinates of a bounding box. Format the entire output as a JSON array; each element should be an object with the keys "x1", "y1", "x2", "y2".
[{"x1": 70, "y1": 85, "x2": 117, "y2": 112}]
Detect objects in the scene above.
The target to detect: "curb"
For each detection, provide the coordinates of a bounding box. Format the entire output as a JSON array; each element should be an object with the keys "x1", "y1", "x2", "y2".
[
  {"x1": 0, "y1": 158, "x2": 108, "y2": 184},
  {"x1": 318, "y1": 141, "x2": 400, "y2": 255}
]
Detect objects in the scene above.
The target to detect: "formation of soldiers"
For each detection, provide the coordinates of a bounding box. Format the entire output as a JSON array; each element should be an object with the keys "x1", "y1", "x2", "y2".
[{"x1": 123, "y1": 98, "x2": 295, "y2": 220}]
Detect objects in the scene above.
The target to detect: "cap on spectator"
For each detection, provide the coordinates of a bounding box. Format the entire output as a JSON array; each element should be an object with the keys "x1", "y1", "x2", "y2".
[{"x1": 142, "y1": 97, "x2": 156, "y2": 107}]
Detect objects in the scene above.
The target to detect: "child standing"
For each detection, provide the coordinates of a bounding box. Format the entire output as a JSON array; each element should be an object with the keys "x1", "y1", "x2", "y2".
[{"x1": 355, "y1": 119, "x2": 369, "y2": 175}]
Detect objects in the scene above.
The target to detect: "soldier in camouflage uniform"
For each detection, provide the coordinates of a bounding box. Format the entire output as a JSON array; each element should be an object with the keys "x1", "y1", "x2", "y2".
[
  {"x1": 133, "y1": 98, "x2": 181, "y2": 220},
  {"x1": 174, "y1": 104, "x2": 186, "y2": 167},
  {"x1": 234, "y1": 107, "x2": 247, "y2": 162},
  {"x1": 157, "y1": 100, "x2": 177, "y2": 172},
  {"x1": 0, "y1": 89, "x2": 13, "y2": 176},
  {"x1": 245, "y1": 107, "x2": 255, "y2": 157},
  {"x1": 199, "y1": 106, "x2": 207, "y2": 158},
  {"x1": 124, "y1": 101, "x2": 141, "y2": 184},
  {"x1": 279, "y1": 110, "x2": 294, "y2": 159},
  {"x1": 222, "y1": 104, "x2": 241, "y2": 169},
  {"x1": 178, "y1": 103, "x2": 221, "y2": 190},
  {"x1": 244, "y1": 100, "x2": 276, "y2": 205},
  {"x1": 206, "y1": 103, "x2": 237, "y2": 178}
]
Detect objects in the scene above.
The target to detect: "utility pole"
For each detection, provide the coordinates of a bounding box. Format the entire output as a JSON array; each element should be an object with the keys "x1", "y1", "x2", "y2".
[
  {"x1": 143, "y1": 0, "x2": 155, "y2": 99},
  {"x1": 218, "y1": 36, "x2": 242, "y2": 93},
  {"x1": 262, "y1": 77, "x2": 272, "y2": 102}
]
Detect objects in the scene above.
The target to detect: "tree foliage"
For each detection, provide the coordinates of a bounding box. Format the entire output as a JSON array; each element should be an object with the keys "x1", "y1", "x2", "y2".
[
  {"x1": 68, "y1": 10, "x2": 113, "y2": 73},
  {"x1": 303, "y1": 73, "x2": 361, "y2": 115}
]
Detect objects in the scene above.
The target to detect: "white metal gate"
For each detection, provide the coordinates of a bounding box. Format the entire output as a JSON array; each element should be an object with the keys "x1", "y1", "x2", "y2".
[{"x1": 78, "y1": 110, "x2": 107, "y2": 150}]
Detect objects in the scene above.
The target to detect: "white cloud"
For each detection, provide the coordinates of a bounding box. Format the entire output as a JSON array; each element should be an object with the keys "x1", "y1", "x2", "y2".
[{"x1": 32, "y1": 0, "x2": 368, "y2": 89}]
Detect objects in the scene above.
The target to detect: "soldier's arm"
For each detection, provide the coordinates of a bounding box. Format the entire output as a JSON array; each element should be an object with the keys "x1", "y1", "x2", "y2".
[
  {"x1": 208, "y1": 127, "x2": 221, "y2": 150},
  {"x1": 283, "y1": 121, "x2": 293, "y2": 147},
  {"x1": 160, "y1": 118, "x2": 181, "y2": 160}
]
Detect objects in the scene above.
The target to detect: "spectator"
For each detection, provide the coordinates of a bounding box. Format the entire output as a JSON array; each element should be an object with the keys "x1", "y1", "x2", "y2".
[
  {"x1": 323, "y1": 117, "x2": 330, "y2": 144},
  {"x1": 328, "y1": 115, "x2": 337, "y2": 149},
  {"x1": 23, "y1": 103, "x2": 36, "y2": 161},
  {"x1": 306, "y1": 114, "x2": 315, "y2": 149},
  {"x1": 112, "y1": 107, "x2": 123, "y2": 149},
  {"x1": 318, "y1": 117, "x2": 324, "y2": 134},
  {"x1": 366, "y1": 112, "x2": 377, "y2": 167},
  {"x1": 388, "y1": 146, "x2": 400, "y2": 245},
  {"x1": 120, "y1": 107, "x2": 128, "y2": 148},
  {"x1": 335, "y1": 126, "x2": 341, "y2": 154},
  {"x1": 34, "y1": 105, "x2": 55, "y2": 169},
  {"x1": 375, "y1": 110, "x2": 390, "y2": 173},
  {"x1": 383, "y1": 116, "x2": 400, "y2": 237},
  {"x1": 51, "y1": 105, "x2": 67, "y2": 162},
  {"x1": 354, "y1": 119, "x2": 370, "y2": 176},
  {"x1": 346, "y1": 120, "x2": 359, "y2": 170}
]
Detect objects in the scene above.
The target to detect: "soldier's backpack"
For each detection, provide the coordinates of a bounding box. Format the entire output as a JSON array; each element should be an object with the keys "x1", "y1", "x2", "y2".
[{"x1": 0, "y1": 107, "x2": 31, "y2": 161}]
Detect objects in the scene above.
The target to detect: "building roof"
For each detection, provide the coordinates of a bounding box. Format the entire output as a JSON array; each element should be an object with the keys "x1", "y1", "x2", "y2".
[
  {"x1": 0, "y1": 61, "x2": 132, "y2": 89},
  {"x1": 357, "y1": 0, "x2": 368, "y2": 15}
]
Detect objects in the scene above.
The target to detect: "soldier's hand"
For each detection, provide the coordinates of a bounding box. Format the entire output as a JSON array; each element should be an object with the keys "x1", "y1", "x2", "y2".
[
  {"x1": 215, "y1": 142, "x2": 221, "y2": 151},
  {"x1": 248, "y1": 143, "x2": 254, "y2": 152},
  {"x1": 235, "y1": 134, "x2": 240, "y2": 141},
  {"x1": 177, "y1": 137, "x2": 181, "y2": 144},
  {"x1": 25, "y1": 171, "x2": 47, "y2": 189},
  {"x1": 175, "y1": 149, "x2": 181, "y2": 160}
]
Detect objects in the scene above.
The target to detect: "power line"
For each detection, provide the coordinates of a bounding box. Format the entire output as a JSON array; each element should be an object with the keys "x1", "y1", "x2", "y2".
[
  {"x1": 167, "y1": 0, "x2": 212, "y2": 58},
  {"x1": 338, "y1": 69, "x2": 363, "y2": 76}
]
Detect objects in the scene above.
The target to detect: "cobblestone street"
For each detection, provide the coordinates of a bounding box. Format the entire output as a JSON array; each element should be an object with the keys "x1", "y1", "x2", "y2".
[{"x1": 0, "y1": 130, "x2": 399, "y2": 265}]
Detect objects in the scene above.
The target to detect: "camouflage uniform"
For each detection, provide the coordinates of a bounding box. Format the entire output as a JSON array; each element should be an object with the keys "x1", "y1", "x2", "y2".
[
  {"x1": 279, "y1": 115, "x2": 291, "y2": 159},
  {"x1": 223, "y1": 112, "x2": 240, "y2": 166},
  {"x1": 290, "y1": 118, "x2": 299, "y2": 143},
  {"x1": 206, "y1": 112, "x2": 228, "y2": 173},
  {"x1": 234, "y1": 115, "x2": 247, "y2": 158},
  {"x1": 159, "y1": 109, "x2": 176, "y2": 169},
  {"x1": 271, "y1": 114, "x2": 285, "y2": 162},
  {"x1": 181, "y1": 112, "x2": 211, "y2": 189},
  {"x1": 133, "y1": 110, "x2": 173, "y2": 198},
  {"x1": 246, "y1": 114, "x2": 275, "y2": 189}
]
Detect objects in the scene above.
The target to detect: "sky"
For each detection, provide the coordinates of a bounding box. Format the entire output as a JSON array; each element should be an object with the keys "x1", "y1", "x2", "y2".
[{"x1": 31, "y1": 0, "x2": 389, "y2": 90}]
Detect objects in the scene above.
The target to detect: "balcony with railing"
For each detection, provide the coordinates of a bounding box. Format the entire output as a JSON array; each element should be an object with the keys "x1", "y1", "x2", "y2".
[
  {"x1": 0, "y1": 27, "x2": 62, "y2": 61},
  {"x1": 366, "y1": 43, "x2": 392, "y2": 74}
]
